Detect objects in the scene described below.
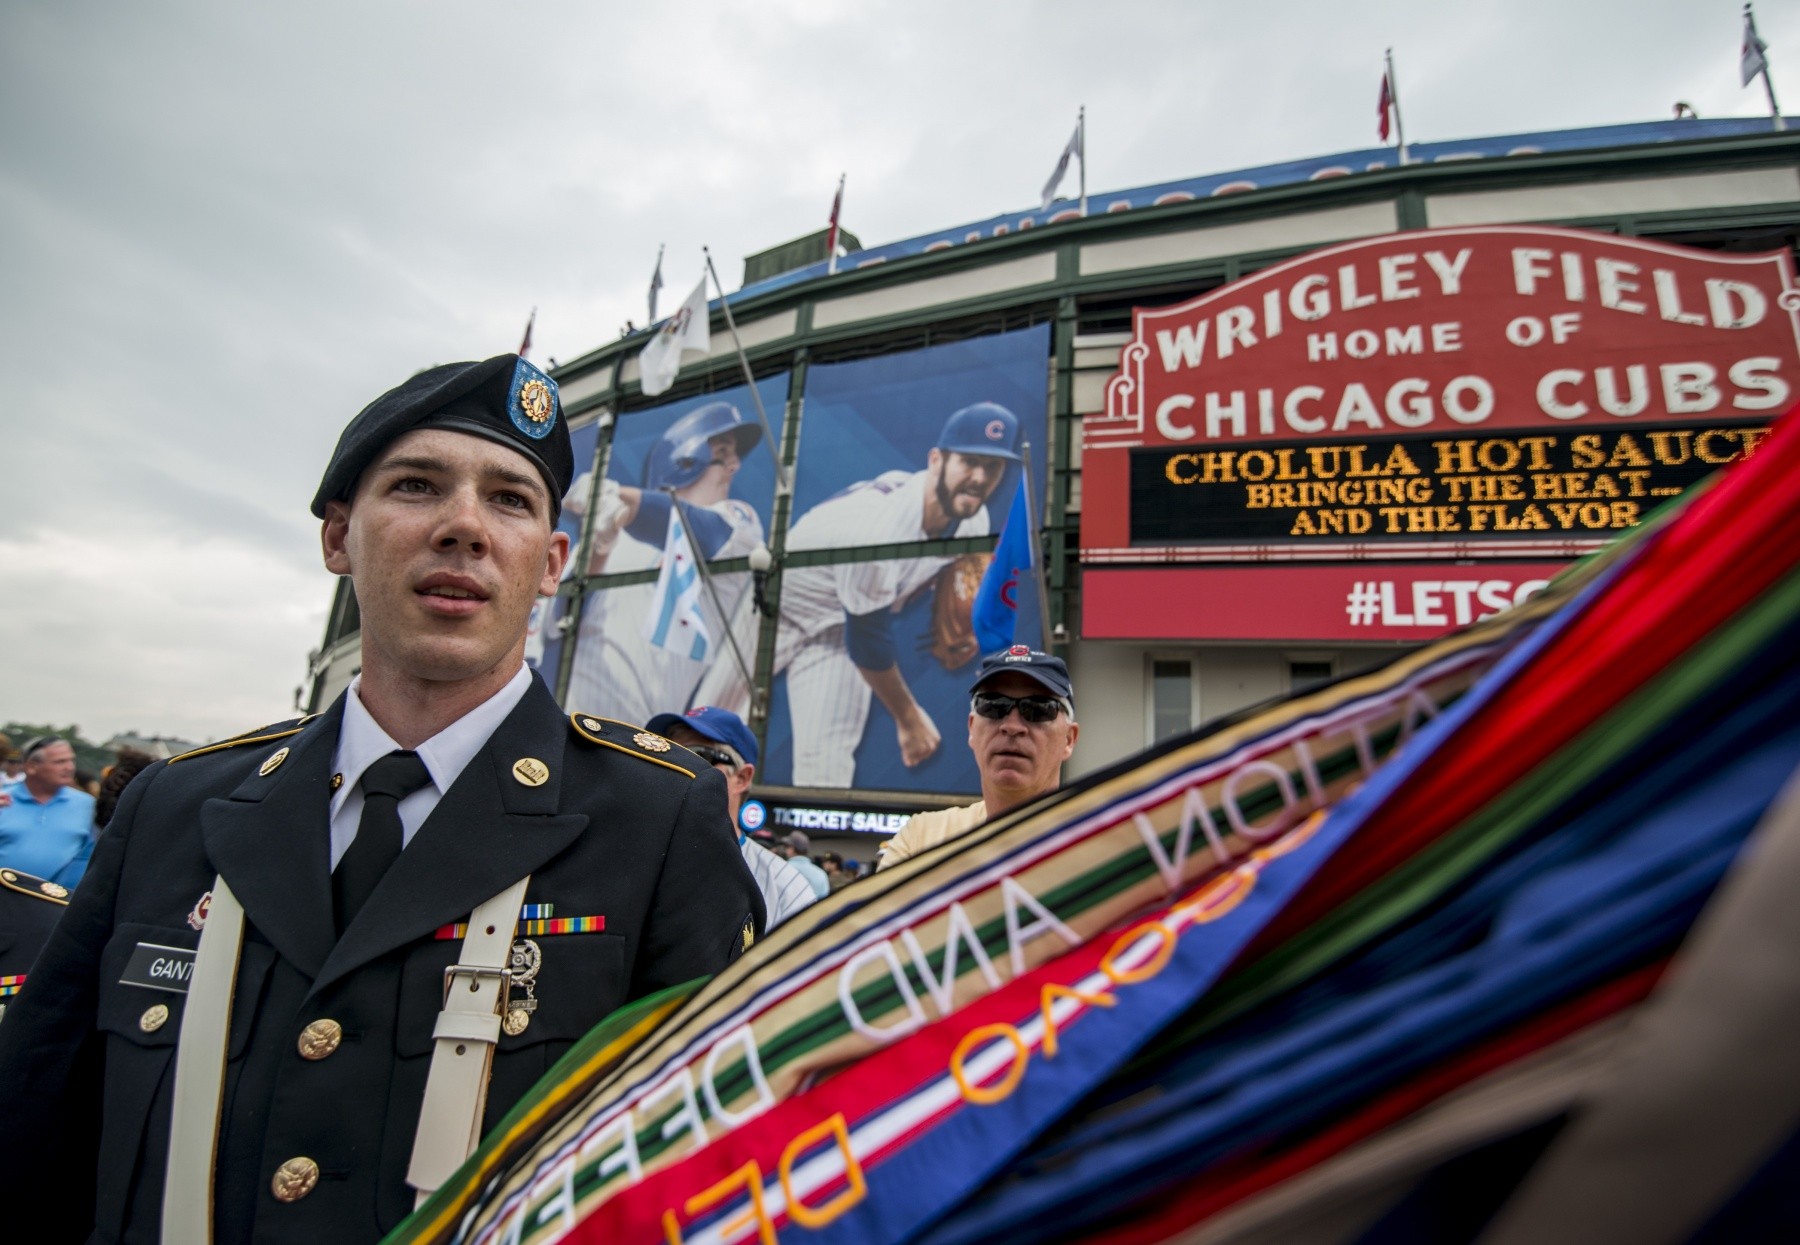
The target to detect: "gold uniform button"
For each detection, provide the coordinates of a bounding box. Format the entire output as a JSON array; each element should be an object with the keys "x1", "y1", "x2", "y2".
[
  {"x1": 271, "y1": 1156, "x2": 320, "y2": 1203},
  {"x1": 139, "y1": 1003, "x2": 170, "y2": 1033},
  {"x1": 297, "y1": 1018, "x2": 343, "y2": 1061}
]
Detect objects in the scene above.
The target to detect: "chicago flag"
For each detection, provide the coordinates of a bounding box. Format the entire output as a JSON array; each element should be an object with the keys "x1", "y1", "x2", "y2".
[{"x1": 644, "y1": 506, "x2": 711, "y2": 660}]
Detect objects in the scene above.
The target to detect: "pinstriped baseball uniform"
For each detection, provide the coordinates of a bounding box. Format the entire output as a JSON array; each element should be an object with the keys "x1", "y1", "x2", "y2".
[
  {"x1": 696, "y1": 470, "x2": 990, "y2": 787},
  {"x1": 566, "y1": 497, "x2": 763, "y2": 725},
  {"x1": 739, "y1": 838, "x2": 817, "y2": 929}
]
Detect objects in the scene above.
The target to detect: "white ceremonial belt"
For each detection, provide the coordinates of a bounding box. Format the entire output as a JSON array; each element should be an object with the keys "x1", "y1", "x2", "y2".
[
  {"x1": 406, "y1": 875, "x2": 532, "y2": 1208},
  {"x1": 164, "y1": 874, "x2": 248, "y2": 1245}
]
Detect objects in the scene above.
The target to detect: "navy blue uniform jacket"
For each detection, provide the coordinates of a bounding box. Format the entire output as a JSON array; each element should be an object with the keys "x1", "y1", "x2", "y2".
[{"x1": 0, "y1": 677, "x2": 762, "y2": 1243}]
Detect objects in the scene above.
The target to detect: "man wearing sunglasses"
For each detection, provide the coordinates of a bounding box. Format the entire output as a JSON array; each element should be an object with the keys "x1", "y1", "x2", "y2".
[
  {"x1": 648, "y1": 706, "x2": 817, "y2": 930},
  {"x1": 877, "y1": 646, "x2": 1078, "y2": 871}
]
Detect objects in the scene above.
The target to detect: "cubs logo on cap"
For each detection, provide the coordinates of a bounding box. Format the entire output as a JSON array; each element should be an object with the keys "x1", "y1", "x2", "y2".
[
  {"x1": 971, "y1": 645, "x2": 1074, "y2": 704},
  {"x1": 508, "y1": 357, "x2": 560, "y2": 440},
  {"x1": 936, "y1": 401, "x2": 1023, "y2": 464}
]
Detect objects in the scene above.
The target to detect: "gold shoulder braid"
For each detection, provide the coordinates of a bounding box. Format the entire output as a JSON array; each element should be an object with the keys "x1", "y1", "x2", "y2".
[
  {"x1": 169, "y1": 717, "x2": 310, "y2": 764},
  {"x1": 567, "y1": 714, "x2": 697, "y2": 778},
  {"x1": 0, "y1": 867, "x2": 71, "y2": 905}
]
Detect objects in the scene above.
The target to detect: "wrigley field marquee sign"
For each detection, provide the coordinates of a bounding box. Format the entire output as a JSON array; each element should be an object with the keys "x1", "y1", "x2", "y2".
[{"x1": 1081, "y1": 225, "x2": 1800, "y2": 562}]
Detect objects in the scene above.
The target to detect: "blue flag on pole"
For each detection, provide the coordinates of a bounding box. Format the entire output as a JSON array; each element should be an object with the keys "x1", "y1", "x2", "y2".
[{"x1": 973, "y1": 482, "x2": 1040, "y2": 654}]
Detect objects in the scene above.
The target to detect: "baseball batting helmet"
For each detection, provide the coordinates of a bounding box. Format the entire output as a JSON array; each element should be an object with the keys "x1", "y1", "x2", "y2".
[
  {"x1": 642, "y1": 401, "x2": 763, "y2": 491},
  {"x1": 936, "y1": 402, "x2": 1023, "y2": 463}
]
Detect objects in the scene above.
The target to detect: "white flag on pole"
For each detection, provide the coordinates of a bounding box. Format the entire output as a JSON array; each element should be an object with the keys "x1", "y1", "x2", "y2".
[
  {"x1": 1743, "y1": 6, "x2": 1770, "y2": 85},
  {"x1": 1040, "y1": 121, "x2": 1083, "y2": 211},
  {"x1": 643, "y1": 505, "x2": 711, "y2": 660},
  {"x1": 637, "y1": 276, "x2": 709, "y2": 397}
]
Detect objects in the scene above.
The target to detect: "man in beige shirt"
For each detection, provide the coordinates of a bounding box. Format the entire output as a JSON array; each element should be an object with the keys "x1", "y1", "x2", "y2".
[{"x1": 877, "y1": 646, "x2": 1079, "y2": 870}]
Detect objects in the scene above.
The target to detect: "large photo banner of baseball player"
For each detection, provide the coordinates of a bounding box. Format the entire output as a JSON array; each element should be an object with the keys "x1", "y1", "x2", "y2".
[
  {"x1": 562, "y1": 376, "x2": 787, "y2": 726},
  {"x1": 523, "y1": 415, "x2": 602, "y2": 686},
  {"x1": 750, "y1": 324, "x2": 1051, "y2": 795}
]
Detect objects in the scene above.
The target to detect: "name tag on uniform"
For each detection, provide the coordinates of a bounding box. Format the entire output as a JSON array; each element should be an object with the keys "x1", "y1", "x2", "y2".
[{"x1": 120, "y1": 942, "x2": 197, "y2": 994}]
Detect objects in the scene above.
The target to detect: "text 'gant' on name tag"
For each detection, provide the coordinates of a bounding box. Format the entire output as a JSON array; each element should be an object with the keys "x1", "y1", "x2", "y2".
[{"x1": 120, "y1": 943, "x2": 196, "y2": 994}]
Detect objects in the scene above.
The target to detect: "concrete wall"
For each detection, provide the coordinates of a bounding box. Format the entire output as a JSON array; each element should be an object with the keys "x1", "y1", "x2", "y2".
[{"x1": 1067, "y1": 642, "x2": 1408, "y2": 781}]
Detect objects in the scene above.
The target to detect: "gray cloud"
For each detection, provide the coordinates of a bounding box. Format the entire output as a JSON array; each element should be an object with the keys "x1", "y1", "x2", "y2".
[{"x1": 0, "y1": 0, "x2": 1789, "y2": 741}]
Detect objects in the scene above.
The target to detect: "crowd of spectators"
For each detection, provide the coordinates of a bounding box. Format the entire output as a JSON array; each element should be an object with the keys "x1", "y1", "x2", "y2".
[{"x1": 0, "y1": 732, "x2": 157, "y2": 889}]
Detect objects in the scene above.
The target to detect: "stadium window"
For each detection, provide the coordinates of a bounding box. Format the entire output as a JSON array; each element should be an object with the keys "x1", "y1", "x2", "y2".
[
  {"x1": 1289, "y1": 658, "x2": 1335, "y2": 693},
  {"x1": 1148, "y1": 657, "x2": 1196, "y2": 744}
]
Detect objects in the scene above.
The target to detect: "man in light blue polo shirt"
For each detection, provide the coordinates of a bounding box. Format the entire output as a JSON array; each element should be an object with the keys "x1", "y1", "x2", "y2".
[{"x1": 0, "y1": 736, "x2": 95, "y2": 888}]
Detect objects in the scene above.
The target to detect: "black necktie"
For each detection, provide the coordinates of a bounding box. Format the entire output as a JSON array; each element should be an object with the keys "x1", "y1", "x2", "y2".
[{"x1": 334, "y1": 750, "x2": 431, "y2": 935}]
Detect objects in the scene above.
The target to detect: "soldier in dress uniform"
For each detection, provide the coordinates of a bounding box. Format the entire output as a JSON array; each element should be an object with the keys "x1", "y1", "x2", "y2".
[{"x1": 0, "y1": 354, "x2": 763, "y2": 1243}]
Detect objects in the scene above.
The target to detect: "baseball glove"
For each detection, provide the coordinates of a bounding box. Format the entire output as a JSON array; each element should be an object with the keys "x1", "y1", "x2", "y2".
[{"x1": 929, "y1": 552, "x2": 991, "y2": 669}]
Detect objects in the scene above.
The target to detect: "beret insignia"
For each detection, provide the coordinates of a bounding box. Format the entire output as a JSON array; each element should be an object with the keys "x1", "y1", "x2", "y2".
[{"x1": 509, "y1": 357, "x2": 560, "y2": 441}]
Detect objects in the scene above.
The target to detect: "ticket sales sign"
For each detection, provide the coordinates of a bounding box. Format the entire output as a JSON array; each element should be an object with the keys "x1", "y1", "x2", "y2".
[{"x1": 1082, "y1": 225, "x2": 1800, "y2": 564}]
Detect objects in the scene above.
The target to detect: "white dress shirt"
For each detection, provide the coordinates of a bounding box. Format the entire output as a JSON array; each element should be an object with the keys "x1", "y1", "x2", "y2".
[{"x1": 327, "y1": 665, "x2": 533, "y2": 871}]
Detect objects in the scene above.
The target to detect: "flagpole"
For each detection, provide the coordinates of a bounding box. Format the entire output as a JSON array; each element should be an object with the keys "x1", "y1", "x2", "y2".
[
  {"x1": 668, "y1": 489, "x2": 757, "y2": 694},
  {"x1": 648, "y1": 244, "x2": 664, "y2": 323},
  {"x1": 827, "y1": 173, "x2": 845, "y2": 275},
  {"x1": 1018, "y1": 440, "x2": 1053, "y2": 647},
  {"x1": 1748, "y1": 4, "x2": 1786, "y2": 130},
  {"x1": 1077, "y1": 106, "x2": 1087, "y2": 218},
  {"x1": 703, "y1": 246, "x2": 792, "y2": 497},
  {"x1": 1386, "y1": 48, "x2": 1410, "y2": 165}
]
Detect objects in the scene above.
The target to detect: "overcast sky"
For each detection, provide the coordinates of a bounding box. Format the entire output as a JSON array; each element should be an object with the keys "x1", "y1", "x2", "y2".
[{"x1": 1, "y1": 0, "x2": 1792, "y2": 745}]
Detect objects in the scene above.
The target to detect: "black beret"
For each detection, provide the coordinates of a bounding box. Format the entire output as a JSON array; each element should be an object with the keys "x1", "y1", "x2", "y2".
[{"x1": 310, "y1": 354, "x2": 572, "y2": 522}]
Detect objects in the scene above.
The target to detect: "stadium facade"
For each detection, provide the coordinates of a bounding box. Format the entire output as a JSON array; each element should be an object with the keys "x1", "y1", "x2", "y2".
[{"x1": 307, "y1": 116, "x2": 1800, "y2": 857}]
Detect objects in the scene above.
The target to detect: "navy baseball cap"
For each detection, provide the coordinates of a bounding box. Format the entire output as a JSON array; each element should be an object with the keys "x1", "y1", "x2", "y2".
[
  {"x1": 311, "y1": 353, "x2": 572, "y2": 523},
  {"x1": 970, "y1": 645, "x2": 1073, "y2": 705},
  {"x1": 937, "y1": 402, "x2": 1022, "y2": 463},
  {"x1": 647, "y1": 706, "x2": 760, "y2": 767}
]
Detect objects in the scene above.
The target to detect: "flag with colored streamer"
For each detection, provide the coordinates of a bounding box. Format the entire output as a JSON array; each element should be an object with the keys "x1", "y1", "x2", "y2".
[
  {"x1": 643, "y1": 505, "x2": 710, "y2": 661},
  {"x1": 383, "y1": 408, "x2": 1800, "y2": 1245}
]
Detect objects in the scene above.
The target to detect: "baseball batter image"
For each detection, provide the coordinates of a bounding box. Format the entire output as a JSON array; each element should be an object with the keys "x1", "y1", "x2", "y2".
[
  {"x1": 697, "y1": 402, "x2": 1021, "y2": 787},
  {"x1": 564, "y1": 400, "x2": 765, "y2": 724}
]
